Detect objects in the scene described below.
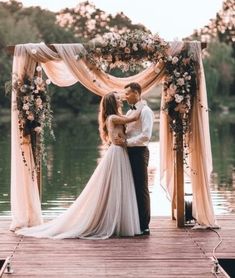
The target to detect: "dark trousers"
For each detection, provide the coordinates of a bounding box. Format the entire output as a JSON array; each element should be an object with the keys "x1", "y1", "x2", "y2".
[{"x1": 127, "y1": 147, "x2": 150, "y2": 231}]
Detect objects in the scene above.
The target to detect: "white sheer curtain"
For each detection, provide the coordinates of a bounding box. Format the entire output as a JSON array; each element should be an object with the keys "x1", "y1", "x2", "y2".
[{"x1": 10, "y1": 42, "x2": 217, "y2": 231}]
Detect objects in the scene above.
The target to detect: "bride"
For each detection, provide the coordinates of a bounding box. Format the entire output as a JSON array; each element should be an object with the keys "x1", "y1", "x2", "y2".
[{"x1": 16, "y1": 92, "x2": 142, "y2": 239}]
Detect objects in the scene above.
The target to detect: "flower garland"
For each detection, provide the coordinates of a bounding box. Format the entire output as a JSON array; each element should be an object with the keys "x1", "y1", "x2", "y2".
[
  {"x1": 13, "y1": 66, "x2": 54, "y2": 173},
  {"x1": 162, "y1": 46, "x2": 199, "y2": 173},
  {"x1": 162, "y1": 47, "x2": 198, "y2": 139},
  {"x1": 85, "y1": 30, "x2": 169, "y2": 72}
]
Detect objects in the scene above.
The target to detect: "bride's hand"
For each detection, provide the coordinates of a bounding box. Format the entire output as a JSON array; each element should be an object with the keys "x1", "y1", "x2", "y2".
[
  {"x1": 131, "y1": 109, "x2": 141, "y2": 120},
  {"x1": 113, "y1": 136, "x2": 126, "y2": 147},
  {"x1": 132, "y1": 103, "x2": 144, "y2": 120}
]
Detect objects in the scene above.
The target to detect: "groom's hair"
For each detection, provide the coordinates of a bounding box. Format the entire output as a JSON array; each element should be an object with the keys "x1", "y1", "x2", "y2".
[{"x1": 124, "y1": 82, "x2": 142, "y2": 95}]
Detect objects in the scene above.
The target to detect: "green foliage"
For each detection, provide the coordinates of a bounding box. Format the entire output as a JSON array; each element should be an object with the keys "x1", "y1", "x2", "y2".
[
  {"x1": 203, "y1": 40, "x2": 235, "y2": 107},
  {"x1": 50, "y1": 83, "x2": 98, "y2": 115},
  {"x1": 57, "y1": 1, "x2": 149, "y2": 42},
  {"x1": 188, "y1": 0, "x2": 235, "y2": 106},
  {"x1": 0, "y1": 0, "x2": 147, "y2": 113}
]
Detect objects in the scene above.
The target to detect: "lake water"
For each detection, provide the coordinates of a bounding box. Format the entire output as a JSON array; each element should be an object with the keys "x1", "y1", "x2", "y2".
[{"x1": 0, "y1": 110, "x2": 235, "y2": 217}]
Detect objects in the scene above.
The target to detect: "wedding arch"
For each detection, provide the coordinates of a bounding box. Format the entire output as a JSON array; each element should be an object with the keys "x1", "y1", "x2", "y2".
[{"x1": 7, "y1": 33, "x2": 217, "y2": 231}]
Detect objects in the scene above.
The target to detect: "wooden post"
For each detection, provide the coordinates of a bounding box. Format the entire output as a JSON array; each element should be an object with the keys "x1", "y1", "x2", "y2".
[
  {"x1": 175, "y1": 129, "x2": 184, "y2": 227},
  {"x1": 35, "y1": 134, "x2": 42, "y2": 201},
  {"x1": 172, "y1": 170, "x2": 176, "y2": 220},
  {"x1": 36, "y1": 155, "x2": 42, "y2": 200}
]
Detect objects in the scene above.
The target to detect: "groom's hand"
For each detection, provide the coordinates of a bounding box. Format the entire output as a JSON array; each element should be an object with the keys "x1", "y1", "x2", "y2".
[{"x1": 113, "y1": 136, "x2": 126, "y2": 147}]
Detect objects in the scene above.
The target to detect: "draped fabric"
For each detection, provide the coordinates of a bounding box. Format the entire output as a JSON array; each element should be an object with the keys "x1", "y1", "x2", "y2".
[
  {"x1": 188, "y1": 43, "x2": 217, "y2": 226},
  {"x1": 10, "y1": 45, "x2": 43, "y2": 231},
  {"x1": 10, "y1": 41, "x2": 217, "y2": 231}
]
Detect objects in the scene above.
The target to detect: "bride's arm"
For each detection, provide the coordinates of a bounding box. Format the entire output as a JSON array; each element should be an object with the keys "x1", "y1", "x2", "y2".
[
  {"x1": 109, "y1": 112, "x2": 140, "y2": 125},
  {"x1": 109, "y1": 103, "x2": 144, "y2": 125}
]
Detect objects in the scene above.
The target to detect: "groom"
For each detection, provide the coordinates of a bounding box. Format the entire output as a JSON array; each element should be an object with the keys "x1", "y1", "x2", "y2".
[{"x1": 121, "y1": 82, "x2": 154, "y2": 235}]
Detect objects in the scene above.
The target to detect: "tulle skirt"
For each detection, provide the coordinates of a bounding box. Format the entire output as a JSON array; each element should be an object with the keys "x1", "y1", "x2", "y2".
[{"x1": 16, "y1": 145, "x2": 141, "y2": 239}]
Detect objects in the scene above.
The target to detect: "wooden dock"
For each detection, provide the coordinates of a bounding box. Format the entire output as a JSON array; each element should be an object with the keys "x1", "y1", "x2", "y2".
[{"x1": 1, "y1": 215, "x2": 234, "y2": 277}]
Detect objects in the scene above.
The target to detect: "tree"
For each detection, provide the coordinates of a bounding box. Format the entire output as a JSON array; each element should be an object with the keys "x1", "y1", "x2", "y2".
[
  {"x1": 56, "y1": 1, "x2": 149, "y2": 42},
  {"x1": 203, "y1": 40, "x2": 235, "y2": 105},
  {"x1": 187, "y1": 0, "x2": 235, "y2": 99},
  {"x1": 0, "y1": 0, "x2": 150, "y2": 112},
  {"x1": 189, "y1": 0, "x2": 235, "y2": 49}
]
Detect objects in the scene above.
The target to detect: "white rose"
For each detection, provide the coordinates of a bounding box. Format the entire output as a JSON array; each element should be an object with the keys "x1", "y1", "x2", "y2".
[
  {"x1": 36, "y1": 98, "x2": 42, "y2": 106},
  {"x1": 132, "y1": 43, "x2": 138, "y2": 51},
  {"x1": 175, "y1": 94, "x2": 184, "y2": 103},
  {"x1": 35, "y1": 77, "x2": 43, "y2": 85},
  {"x1": 31, "y1": 49, "x2": 37, "y2": 54},
  {"x1": 177, "y1": 78, "x2": 185, "y2": 86},
  {"x1": 187, "y1": 75, "x2": 192, "y2": 80},
  {"x1": 120, "y1": 40, "x2": 126, "y2": 48},
  {"x1": 110, "y1": 40, "x2": 117, "y2": 47},
  {"x1": 172, "y1": 57, "x2": 179, "y2": 64},
  {"x1": 36, "y1": 66, "x2": 42, "y2": 72},
  {"x1": 174, "y1": 70, "x2": 180, "y2": 77},
  {"x1": 46, "y1": 79, "x2": 51, "y2": 85},
  {"x1": 20, "y1": 85, "x2": 27, "y2": 92},
  {"x1": 167, "y1": 55, "x2": 172, "y2": 61},
  {"x1": 23, "y1": 104, "x2": 29, "y2": 110}
]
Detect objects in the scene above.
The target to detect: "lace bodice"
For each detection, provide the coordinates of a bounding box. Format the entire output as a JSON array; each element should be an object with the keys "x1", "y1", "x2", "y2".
[{"x1": 107, "y1": 116, "x2": 125, "y2": 144}]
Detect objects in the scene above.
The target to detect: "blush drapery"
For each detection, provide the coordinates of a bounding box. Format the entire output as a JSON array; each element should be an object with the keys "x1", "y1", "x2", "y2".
[{"x1": 10, "y1": 41, "x2": 216, "y2": 231}]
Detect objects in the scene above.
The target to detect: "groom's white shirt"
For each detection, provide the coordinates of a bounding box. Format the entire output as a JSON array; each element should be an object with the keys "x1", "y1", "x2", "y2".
[{"x1": 126, "y1": 100, "x2": 154, "y2": 147}]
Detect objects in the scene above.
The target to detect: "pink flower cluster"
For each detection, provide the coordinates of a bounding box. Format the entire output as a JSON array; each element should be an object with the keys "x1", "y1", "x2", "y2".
[{"x1": 85, "y1": 30, "x2": 169, "y2": 72}]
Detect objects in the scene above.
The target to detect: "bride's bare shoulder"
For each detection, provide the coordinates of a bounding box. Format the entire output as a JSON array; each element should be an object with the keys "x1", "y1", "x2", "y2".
[{"x1": 108, "y1": 114, "x2": 123, "y2": 124}]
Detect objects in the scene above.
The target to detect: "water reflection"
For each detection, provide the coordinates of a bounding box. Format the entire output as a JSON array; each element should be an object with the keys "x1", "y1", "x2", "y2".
[
  {"x1": 41, "y1": 118, "x2": 100, "y2": 216},
  {"x1": 210, "y1": 111, "x2": 235, "y2": 214},
  {"x1": 0, "y1": 110, "x2": 235, "y2": 216}
]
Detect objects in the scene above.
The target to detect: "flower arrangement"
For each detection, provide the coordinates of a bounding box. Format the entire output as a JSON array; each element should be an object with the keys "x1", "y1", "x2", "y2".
[
  {"x1": 162, "y1": 47, "x2": 197, "y2": 136},
  {"x1": 85, "y1": 30, "x2": 169, "y2": 72},
  {"x1": 13, "y1": 66, "x2": 54, "y2": 171}
]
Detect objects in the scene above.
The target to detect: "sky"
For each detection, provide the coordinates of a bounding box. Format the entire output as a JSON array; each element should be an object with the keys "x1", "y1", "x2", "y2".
[{"x1": 13, "y1": 0, "x2": 224, "y2": 40}]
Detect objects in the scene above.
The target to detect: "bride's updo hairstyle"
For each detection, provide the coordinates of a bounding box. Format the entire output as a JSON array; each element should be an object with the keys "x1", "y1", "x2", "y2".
[{"x1": 99, "y1": 92, "x2": 119, "y2": 144}]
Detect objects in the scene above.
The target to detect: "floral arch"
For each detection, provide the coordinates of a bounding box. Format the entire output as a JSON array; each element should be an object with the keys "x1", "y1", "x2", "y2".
[{"x1": 8, "y1": 32, "x2": 217, "y2": 231}]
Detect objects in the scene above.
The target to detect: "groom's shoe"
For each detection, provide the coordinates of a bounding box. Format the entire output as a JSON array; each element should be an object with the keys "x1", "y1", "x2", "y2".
[
  {"x1": 142, "y1": 229, "x2": 150, "y2": 236},
  {"x1": 135, "y1": 229, "x2": 150, "y2": 236}
]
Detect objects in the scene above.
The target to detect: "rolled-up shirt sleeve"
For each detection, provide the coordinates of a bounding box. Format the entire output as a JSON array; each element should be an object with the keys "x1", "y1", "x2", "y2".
[{"x1": 126, "y1": 108, "x2": 154, "y2": 146}]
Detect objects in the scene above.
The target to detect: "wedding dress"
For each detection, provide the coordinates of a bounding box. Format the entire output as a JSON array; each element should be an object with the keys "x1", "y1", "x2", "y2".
[{"x1": 16, "y1": 118, "x2": 141, "y2": 239}]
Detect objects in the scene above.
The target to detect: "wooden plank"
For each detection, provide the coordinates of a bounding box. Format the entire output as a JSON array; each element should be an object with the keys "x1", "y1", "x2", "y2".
[
  {"x1": 6, "y1": 42, "x2": 207, "y2": 55},
  {"x1": 1, "y1": 216, "x2": 233, "y2": 277}
]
